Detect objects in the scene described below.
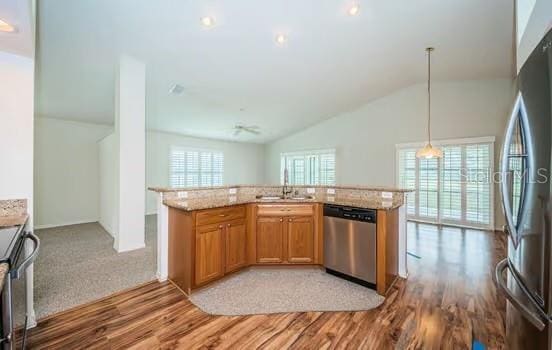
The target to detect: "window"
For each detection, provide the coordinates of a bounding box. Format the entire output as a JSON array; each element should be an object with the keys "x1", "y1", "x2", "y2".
[
  {"x1": 280, "y1": 150, "x2": 336, "y2": 185},
  {"x1": 170, "y1": 147, "x2": 224, "y2": 187},
  {"x1": 397, "y1": 137, "x2": 494, "y2": 229}
]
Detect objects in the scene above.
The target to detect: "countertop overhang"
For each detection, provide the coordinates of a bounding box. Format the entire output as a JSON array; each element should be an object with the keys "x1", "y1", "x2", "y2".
[
  {"x1": 149, "y1": 184, "x2": 413, "y2": 193},
  {"x1": 163, "y1": 196, "x2": 402, "y2": 211},
  {"x1": 153, "y1": 184, "x2": 410, "y2": 211}
]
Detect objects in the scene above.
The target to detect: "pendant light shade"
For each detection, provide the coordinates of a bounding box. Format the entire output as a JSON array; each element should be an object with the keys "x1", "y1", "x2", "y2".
[
  {"x1": 416, "y1": 143, "x2": 443, "y2": 159},
  {"x1": 416, "y1": 47, "x2": 442, "y2": 159}
]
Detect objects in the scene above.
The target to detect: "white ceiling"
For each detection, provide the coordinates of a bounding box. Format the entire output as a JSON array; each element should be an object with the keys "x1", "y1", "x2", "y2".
[
  {"x1": 0, "y1": 0, "x2": 34, "y2": 57},
  {"x1": 36, "y1": 0, "x2": 514, "y2": 143}
]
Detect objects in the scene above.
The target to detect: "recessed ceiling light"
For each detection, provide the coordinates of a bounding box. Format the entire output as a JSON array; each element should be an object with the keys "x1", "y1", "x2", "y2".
[
  {"x1": 275, "y1": 34, "x2": 288, "y2": 45},
  {"x1": 0, "y1": 19, "x2": 16, "y2": 33},
  {"x1": 348, "y1": 4, "x2": 360, "y2": 16},
  {"x1": 200, "y1": 16, "x2": 215, "y2": 28}
]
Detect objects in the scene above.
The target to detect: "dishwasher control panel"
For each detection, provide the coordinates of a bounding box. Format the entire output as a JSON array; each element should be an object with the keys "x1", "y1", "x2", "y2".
[{"x1": 323, "y1": 204, "x2": 376, "y2": 223}]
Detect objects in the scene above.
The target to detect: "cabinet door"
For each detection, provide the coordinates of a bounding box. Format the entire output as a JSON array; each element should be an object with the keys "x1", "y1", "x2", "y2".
[
  {"x1": 286, "y1": 216, "x2": 314, "y2": 263},
  {"x1": 195, "y1": 223, "x2": 224, "y2": 286},
  {"x1": 256, "y1": 217, "x2": 284, "y2": 263},
  {"x1": 225, "y1": 220, "x2": 247, "y2": 273}
]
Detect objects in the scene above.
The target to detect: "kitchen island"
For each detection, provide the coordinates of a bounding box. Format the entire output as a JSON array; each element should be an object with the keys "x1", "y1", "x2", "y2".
[{"x1": 149, "y1": 185, "x2": 410, "y2": 296}]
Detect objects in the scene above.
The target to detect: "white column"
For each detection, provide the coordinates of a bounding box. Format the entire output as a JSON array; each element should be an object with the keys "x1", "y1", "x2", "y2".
[
  {"x1": 398, "y1": 205, "x2": 408, "y2": 278},
  {"x1": 156, "y1": 193, "x2": 168, "y2": 281},
  {"x1": 113, "y1": 55, "x2": 146, "y2": 252}
]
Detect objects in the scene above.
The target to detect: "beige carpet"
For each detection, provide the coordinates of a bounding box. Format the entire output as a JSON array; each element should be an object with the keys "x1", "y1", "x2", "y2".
[
  {"x1": 13, "y1": 215, "x2": 157, "y2": 325},
  {"x1": 189, "y1": 268, "x2": 385, "y2": 316}
]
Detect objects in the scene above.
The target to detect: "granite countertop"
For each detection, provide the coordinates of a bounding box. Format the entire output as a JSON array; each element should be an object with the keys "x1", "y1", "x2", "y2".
[
  {"x1": 0, "y1": 214, "x2": 29, "y2": 228},
  {"x1": 164, "y1": 194, "x2": 400, "y2": 211},
  {"x1": 150, "y1": 184, "x2": 413, "y2": 193}
]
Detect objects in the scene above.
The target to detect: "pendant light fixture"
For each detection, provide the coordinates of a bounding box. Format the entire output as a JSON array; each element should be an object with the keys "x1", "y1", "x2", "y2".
[{"x1": 416, "y1": 47, "x2": 443, "y2": 159}]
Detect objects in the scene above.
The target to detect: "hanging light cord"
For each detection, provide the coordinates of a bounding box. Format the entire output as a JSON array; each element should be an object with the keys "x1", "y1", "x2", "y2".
[{"x1": 427, "y1": 47, "x2": 432, "y2": 145}]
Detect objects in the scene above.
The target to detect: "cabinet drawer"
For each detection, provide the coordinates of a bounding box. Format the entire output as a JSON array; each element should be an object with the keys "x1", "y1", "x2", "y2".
[
  {"x1": 196, "y1": 205, "x2": 246, "y2": 226},
  {"x1": 257, "y1": 204, "x2": 314, "y2": 217}
]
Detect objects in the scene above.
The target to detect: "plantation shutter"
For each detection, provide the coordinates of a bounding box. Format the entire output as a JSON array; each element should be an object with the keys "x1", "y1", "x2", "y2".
[
  {"x1": 398, "y1": 149, "x2": 417, "y2": 215},
  {"x1": 441, "y1": 146, "x2": 462, "y2": 221},
  {"x1": 418, "y1": 157, "x2": 439, "y2": 218},
  {"x1": 465, "y1": 144, "x2": 491, "y2": 225},
  {"x1": 170, "y1": 148, "x2": 224, "y2": 188},
  {"x1": 280, "y1": 150, "x2": 336, "y2": 186},
  {"x1": 396, "y1": 138, "x2": 494, "y2": 229}
]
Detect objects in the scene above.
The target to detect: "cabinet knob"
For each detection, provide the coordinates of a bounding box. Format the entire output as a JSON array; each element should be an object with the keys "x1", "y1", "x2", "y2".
[
  {"x1": 279, "y1": 218, "x2": 283, "y2": 222},
  {"x1": 219, "y1": 225, "x2": 223, "y2": 229},
  {"x1": 227, "y1": 223, "x2": 231, "y2": 227},
  {"x1": 288, "y1": 218, "x2": 292, "y2": 222}
]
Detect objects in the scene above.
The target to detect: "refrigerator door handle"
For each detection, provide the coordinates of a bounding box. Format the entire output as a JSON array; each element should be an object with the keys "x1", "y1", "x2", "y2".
[
  {"x1": 502, "y1": 224, "x2": 510, "y2": 237},
  {"x1": 495, "y1": 258, "x2": 547, "y2": 331}
]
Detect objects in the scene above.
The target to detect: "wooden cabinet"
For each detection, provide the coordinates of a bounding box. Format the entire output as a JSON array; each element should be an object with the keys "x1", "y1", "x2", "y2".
[
  {"x1": 255, "y1": 205, "x2": 316, "y2": 265},
  {"x1": 169, "y1": 203, "x2": 322, "y2": 293},
  {"x1": 225, "y1": 220, "x2": 247, "y2": 273},
  {"x1": 194, "y1": 206, "x2": 247, "y2": 286},
  {"x1": 257, "y1": 204, "x2": 314, "y2": 217},
  {"x1": 196, "y1": 206, "x2": 246, "y2": 226},
  {"x1": 256, "y1": 216, "x2": 284, "y2": 263},
  {"x1": 286, "y1": 216, "x2": 314, "y2": 263},
  {"x1": 195, "y1": 223, "x2": 224, "y2": 286}
]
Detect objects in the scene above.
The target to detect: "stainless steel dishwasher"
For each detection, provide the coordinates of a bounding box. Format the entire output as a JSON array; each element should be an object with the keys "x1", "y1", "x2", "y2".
[{"x1": 323, "y1": 204, "x2": 377, "y2": 288}]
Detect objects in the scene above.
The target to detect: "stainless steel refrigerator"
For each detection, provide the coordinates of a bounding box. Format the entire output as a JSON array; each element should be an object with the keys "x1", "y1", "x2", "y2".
[{"x1": 495, "y1": 28, "x2": 552, "y2": 349}]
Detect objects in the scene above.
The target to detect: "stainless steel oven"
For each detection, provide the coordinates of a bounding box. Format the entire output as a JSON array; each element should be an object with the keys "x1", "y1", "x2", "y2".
[
  {"x1": 0, "y1": 223, "x2": 40, "y2": 350},
  {"x1": 323, "y1": 204, "x2": 377, "y2": 287}
]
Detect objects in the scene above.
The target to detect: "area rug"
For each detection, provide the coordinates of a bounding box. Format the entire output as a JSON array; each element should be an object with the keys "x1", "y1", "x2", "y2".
[{"x1": 189, "y1": 268, "x2": 385, "y2": 315}]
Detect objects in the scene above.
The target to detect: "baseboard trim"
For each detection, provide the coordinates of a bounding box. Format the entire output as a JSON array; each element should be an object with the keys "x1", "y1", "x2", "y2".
[
  {"x1": 99, "y1": 221, "x2": 116, "y2": 238},
  {"x1": 114, "y1": 243, "x2": 146, "y2": 253},
  {"x1": 34, "y1": 219, "x2": 98, "y2": 230}
]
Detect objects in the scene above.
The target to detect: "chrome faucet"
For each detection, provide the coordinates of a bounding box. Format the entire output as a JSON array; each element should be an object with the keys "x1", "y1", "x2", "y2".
[{"x1": 282, "y1": 168, "x2": 293, "y2": 199}]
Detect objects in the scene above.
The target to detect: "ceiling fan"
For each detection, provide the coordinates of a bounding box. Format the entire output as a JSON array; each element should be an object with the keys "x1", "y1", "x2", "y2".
[{"x1": 233, "y1": 124, "x2": 260, "y2": 136}]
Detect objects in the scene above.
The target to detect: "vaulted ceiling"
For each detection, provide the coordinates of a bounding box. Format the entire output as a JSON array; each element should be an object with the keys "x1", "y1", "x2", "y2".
[{"x1": 36, "y1": 0, "x2": 514, "y2": 143}]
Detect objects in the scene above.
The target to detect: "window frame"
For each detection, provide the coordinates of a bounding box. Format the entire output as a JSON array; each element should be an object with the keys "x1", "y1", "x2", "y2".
[
  {"x1": 280, "y1": 149, "x2": 336, "y2": 186},
  {"x1": 395, "y1": 136, "x2": 495, "y2": 229},
  {"x1": 169, "y1": 146, "x2": 224, "y2": 188}
]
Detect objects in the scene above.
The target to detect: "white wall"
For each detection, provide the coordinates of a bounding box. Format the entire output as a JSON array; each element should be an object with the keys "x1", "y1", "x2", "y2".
[
  {"x1": 265, "y1": 79, "x2": 515, "y2": 228},
  {"x1": 34, "y1": 118, "x2": 111, "y2": 228},
  {"x1": 517, "y1": 0, "x2": 552, "y2": 71},
  {"x1": 34, "y1": 126, "x2": 266, "y2": 224},
  {"x1": 0, "y1": 1, "x2": 36, "y2": 326},
  {"x1": 146, "y1": 130, "x2": 266, "y2": 214},
  {"x1": 0, "y1": 52, "x2": 34, "y2": 212},
  {"x1": 98, "y1": 133, "x2": 118, "y2": 236}
]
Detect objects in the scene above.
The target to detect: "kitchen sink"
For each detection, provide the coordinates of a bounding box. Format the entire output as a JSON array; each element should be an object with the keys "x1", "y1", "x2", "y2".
[
  {"x1": 256, "y1": 195, "x2": 284, "y2": 200},
  {"x1": 255, "y1": 195, "x2": 314, "y2": 200}
]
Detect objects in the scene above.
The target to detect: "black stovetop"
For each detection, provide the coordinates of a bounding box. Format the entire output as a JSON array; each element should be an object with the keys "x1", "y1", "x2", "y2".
[{"x1": 0, "y1": 225, "x2": 25, "y2": 265}]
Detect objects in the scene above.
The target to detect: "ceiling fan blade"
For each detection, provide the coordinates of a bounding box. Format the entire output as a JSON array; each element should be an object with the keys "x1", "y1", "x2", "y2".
[{"x1": 245, "y1": 128, "x2": 261, "y2": 135}]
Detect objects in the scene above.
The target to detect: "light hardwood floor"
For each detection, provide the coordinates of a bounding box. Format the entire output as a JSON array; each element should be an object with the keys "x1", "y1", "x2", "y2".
[{"x1": 18, "y1": 222, "x2": 507, "y2": 349}]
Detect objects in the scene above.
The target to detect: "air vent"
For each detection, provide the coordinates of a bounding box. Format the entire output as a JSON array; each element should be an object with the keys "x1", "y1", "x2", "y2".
[{"x1": 169, "y1": 84, "x2": 185, "y2": 95}]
